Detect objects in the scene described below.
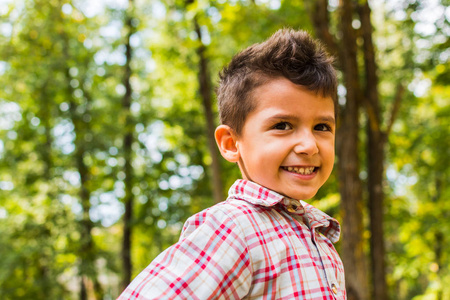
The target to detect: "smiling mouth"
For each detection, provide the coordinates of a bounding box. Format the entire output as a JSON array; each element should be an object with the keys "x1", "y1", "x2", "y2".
[{"x1": 282, "y1": 166, "x2": 318, "y2": 175}]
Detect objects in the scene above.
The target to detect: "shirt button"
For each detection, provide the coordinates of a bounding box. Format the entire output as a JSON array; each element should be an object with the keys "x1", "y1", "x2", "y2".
[
  {"x1": 286, "y1": 199, "x2": 301, "y2": 213},
  {"x1": 331, "y1": 283, "x2": 338, "y2": 295},
  {"x1": 287, "y1": 204, "x2": 298, "y2": 213}
]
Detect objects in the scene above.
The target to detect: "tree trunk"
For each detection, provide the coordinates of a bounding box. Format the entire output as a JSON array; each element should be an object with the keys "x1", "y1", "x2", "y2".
[
  {"x1": 38, "y1": 79, "x2": 53, "y2": 180},
  {"x1": 61, "y1": 26, "x2": 103, "y2": 299},
  {"x1": 337, "y1": 0, "x2": 369, "y2": 299},
  {"x1": 193, "y1": 18, "x2": 224, "y2": 203},
  {"x1": 433, "y1": 177, "x2": 444, "y2": 300},
  {"x1": 310, "y1": 0, "x2": 339, "y2": 59},
  {"x1": 121, "y1": 0, "x2": 136, "y2": 289},
  {"x1": 67, "y1": 85, "x2": 102, "y2": 300},
  {"x1": 367, "y1": 128, "x2": 387, "y2": 300},
  {"x1": 359, "y1": 1, "x2": 388, "y2": 299}
]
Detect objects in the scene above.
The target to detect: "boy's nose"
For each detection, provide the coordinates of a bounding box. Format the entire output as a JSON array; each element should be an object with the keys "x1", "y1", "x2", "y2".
[{"x1": 293, "y1": 132, "x2": 319, "y2": 156}]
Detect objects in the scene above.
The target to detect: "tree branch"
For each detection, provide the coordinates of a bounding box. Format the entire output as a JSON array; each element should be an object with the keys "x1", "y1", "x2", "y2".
[
  {"x1": 193, "y1": 16, "x2": 224, "y2": 203},
  {"x1": 359, "y1": 0, "x2": 382, "y2": 135},
  {"x1": 385, "y1": 83, "x2": 405, "y2": 137}
]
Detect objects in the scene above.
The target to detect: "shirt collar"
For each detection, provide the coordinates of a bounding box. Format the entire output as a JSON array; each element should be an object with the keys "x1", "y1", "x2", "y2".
[{"x1": 228, "y1": 179, "x2": 341, "y2": 243}]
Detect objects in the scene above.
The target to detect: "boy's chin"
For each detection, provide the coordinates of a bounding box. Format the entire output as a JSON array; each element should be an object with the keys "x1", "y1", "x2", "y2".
[
  {"x1": 280, "y1": 189, "x2": 318, "y2": 201},
  {"x1": 290, "y1": 193, "x2": 317, "y2": 201}
]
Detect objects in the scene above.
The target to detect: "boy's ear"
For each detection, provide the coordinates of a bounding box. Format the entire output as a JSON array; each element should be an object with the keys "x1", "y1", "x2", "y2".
[{"x1": 215, "y1": 125, "x2": 240, "y2": 163}]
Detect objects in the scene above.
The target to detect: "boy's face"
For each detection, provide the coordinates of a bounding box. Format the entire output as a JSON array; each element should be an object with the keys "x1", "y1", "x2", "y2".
[{"x1": 235, "y1": 78, "x2": 335, "y2": 200}]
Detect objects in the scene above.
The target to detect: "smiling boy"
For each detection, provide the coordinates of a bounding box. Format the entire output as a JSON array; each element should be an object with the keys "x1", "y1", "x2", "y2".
[
  {"x1": 216, "y1": 78, "x2": 335, "y2": 201},
  {"x1": 118, "y1": 29, "x2": 346, "y2": 299}
]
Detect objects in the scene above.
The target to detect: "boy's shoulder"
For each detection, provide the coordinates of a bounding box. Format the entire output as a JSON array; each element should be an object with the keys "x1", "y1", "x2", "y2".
[{"x1": 180, "y1": 191, "x2": 271, "y2": 239}]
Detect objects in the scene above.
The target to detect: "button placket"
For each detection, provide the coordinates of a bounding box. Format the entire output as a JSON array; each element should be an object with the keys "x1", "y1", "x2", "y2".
[
  {"x1": 282, "y1": 198, "x2": 343, "y2": 299},
  {"x1": 315, "y1": 230, "x2": 342, "y2": 299}
]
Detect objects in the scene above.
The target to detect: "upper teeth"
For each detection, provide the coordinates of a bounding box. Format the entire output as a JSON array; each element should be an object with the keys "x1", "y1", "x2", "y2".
[{"x1": 286, "y1": 166, "x2": 315, "y2": 175}]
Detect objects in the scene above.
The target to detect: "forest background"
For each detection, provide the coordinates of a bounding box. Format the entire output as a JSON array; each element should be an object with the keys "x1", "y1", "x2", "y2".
[{"x1": 0, "y1": 0, "x2": 449, "y2": 299}]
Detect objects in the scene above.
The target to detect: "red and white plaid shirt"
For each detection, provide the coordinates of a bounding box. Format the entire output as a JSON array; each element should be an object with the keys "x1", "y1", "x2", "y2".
[{"x1": 119, "y1": 179, "x2": 346, "y2": 299}]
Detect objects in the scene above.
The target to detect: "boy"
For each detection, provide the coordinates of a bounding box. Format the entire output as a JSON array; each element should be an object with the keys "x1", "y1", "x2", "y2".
[{"x1": 119, "y1": 29, "x2": 346, "y2": 299}]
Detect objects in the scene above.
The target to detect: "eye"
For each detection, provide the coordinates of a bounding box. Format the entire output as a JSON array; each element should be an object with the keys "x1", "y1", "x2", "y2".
[
  {"x1": 314, "y1": 123, "x2": 332, "y2": 132},
  {"x1": 273, "y1": 122, "x2": 292, "y2": 130}
]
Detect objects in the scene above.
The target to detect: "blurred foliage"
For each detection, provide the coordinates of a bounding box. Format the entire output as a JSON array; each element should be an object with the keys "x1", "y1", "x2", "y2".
[{"x1": 0, "y1": 0, "x2": 448, "y2": 299}]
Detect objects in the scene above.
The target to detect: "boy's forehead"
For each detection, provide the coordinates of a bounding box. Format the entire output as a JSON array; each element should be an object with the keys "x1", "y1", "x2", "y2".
[{"x1": 249, "y1": 78, "x2": 335, "y2": 112}]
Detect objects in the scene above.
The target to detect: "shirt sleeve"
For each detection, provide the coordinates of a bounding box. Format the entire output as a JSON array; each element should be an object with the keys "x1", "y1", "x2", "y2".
[{"x1": 117, "y1": 207, "x2": 253, "y2": 300}]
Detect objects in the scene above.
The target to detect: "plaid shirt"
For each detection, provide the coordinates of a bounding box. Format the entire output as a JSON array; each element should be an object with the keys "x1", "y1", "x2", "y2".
[{"x1": 119, "y1": 180, "x2": 346, "y2": 299}]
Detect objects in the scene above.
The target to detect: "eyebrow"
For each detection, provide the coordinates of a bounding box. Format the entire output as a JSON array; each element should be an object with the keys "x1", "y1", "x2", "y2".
[
  {"x1": 316, "y1": 116, "x2": 336, "y2": 125},
  {"x1": 268, "y1": 114, "x2": 336, "y2": 125}
]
